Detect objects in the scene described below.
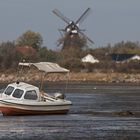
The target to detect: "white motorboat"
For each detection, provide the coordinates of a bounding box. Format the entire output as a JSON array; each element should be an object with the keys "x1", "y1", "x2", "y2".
[{"x1": 0, "y1": 62, "x2": 72, "y2": 116}]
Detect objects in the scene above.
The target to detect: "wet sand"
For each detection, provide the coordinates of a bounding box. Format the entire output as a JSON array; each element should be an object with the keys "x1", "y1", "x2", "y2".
[{"x1": 0, "y1": 82, "x2": 140, "y2": 140}]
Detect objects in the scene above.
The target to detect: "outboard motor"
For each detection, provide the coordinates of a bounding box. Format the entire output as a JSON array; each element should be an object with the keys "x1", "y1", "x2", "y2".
[{"x1": 54, "y1": 93, "x2": 65, "y2": 99}]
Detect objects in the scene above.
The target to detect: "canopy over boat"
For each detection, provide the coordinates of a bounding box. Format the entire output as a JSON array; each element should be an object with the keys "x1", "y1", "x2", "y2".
[{"x1": 19, "y1": 62, "x2": 69, "y2": 73}]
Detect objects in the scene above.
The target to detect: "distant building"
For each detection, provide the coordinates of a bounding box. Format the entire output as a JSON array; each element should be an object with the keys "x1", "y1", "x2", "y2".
[
  {"x1": 81, "y1": 54, "x2": 99, "y2": 64},
  {"x1": 16, "y1": 46, "x2": 36, "y2": 58},
  {"x1": 111, "y1": 54, "x2": 136, "y2": 62},
  {"x1": 129, "y1": 55, "x2": 140, "y2": 61}
]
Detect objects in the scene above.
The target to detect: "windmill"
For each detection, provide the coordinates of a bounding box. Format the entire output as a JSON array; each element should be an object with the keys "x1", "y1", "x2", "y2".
[{"x1": 52, "y1": 8, "x2": 94, "y2": 47}]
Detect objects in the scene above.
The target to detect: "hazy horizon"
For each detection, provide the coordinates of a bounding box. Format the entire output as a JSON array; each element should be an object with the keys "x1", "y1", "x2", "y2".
[{"x1": 0, "y1": 0, "x2": 140, "y2": 49}]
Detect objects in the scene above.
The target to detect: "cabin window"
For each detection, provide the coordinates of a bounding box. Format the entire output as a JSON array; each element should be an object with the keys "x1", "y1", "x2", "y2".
[
  {"x1": 24, "y1": 90, "x2": 38, "y2": 100},
  {"x1": 4, "y1": 86, "x2": 14, "y2": 95},
  {"x1": 12, "y1": 89, "x2": 24, "y2": 98}
]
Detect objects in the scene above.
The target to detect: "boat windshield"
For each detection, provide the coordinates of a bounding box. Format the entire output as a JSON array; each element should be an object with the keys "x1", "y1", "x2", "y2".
[
  {"x1": 4, "y1": 86, "x2": 14, "y2": 96},
  {"x1": 12, "y1": 89, "x2": 24, "y2": 99},
  {"x1": 24, "y1": 90, "x2": 38, "y2": 100}
]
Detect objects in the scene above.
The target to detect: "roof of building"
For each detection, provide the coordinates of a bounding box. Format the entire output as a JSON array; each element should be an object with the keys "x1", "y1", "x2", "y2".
[
  {"x1": 111, "y1": 54, "x2": 136, "y2": 61},
  {"x1": 81, "y1": 54, "x2": 99, "y2": 63}
]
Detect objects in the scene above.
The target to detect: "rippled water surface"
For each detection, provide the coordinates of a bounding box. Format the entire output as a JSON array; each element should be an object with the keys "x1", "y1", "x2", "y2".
[{"x1": 0, "y1": 83, "x2": 140, "y2": 140}]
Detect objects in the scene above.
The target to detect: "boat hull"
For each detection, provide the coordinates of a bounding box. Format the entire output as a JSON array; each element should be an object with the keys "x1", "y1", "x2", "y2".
[
  {"x1": 0, "y1": 106, "x2": 69, "y2": 116},
  {"x1": 0, "y1": 100, "x2": 71, "y2": 116}
]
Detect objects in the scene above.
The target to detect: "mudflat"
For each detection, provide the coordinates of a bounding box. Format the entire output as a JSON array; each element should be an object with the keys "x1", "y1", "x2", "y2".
[{"x1": 0, "y1": 82, "x2": 140, "y2": 140}]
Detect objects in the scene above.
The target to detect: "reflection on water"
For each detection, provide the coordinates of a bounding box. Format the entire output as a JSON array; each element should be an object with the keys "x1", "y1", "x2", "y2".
[{"x1": 0, "y1": 83, "x2": 140, "y2": 140}]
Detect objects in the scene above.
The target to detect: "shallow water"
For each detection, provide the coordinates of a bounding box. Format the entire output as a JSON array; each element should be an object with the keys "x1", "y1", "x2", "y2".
[{"x1": 0, "y1": 83, "x2": 140, "y2": 140}]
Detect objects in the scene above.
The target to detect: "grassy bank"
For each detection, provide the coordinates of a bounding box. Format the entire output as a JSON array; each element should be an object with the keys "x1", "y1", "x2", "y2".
[{"x1": 0, "y1": 71, "x2": 140, "y2": 83}]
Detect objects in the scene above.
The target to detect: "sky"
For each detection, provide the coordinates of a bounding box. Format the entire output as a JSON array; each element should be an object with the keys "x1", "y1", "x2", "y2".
[{"x1": 0, "y1": 0, "x2": 140, "y2": 49}]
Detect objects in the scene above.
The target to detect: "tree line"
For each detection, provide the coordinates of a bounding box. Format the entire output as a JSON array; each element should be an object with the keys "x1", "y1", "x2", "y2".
[{"x1": 0, "y1": 30, "x2": 140, "y2": 73}]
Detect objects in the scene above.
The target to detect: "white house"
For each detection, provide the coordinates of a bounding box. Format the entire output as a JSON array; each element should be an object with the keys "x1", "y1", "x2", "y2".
[
  {"x1": 81, "y1": 54, "x2": 99, "y2": 64},
  {"x1": 129, "y1": 55, "x2": 140, "y2": 61}
]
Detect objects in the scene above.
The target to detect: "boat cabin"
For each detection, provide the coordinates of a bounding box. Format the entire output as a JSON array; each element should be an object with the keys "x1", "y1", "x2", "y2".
[{"x1": 2, "y1": 82, "x2": 40, "y2": 101}]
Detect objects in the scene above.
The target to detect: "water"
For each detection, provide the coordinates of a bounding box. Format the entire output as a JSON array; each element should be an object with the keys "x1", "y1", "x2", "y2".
[{"x1": 0, "y1": 83, "x2": 140, "y2": 140}]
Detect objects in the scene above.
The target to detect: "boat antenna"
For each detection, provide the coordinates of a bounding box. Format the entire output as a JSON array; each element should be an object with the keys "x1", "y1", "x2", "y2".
[
  {"x1": 64, "y1": 72, "x2": 70, "y2": 94},
  {"x1": 40, "y1": 72, "x2": 46, "y2": 91},
  {"x1": 17, "y1": 59, "x2": 26, "y2": 82}
]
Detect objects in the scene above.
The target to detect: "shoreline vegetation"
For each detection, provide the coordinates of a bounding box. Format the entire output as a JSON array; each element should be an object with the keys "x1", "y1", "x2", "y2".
[
  {"x1": 0, "y1": 37, "x2": 140, "y2": 85},
  {"x1": 0, "y1": 71, "x2": 140, "y2": 84}
]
